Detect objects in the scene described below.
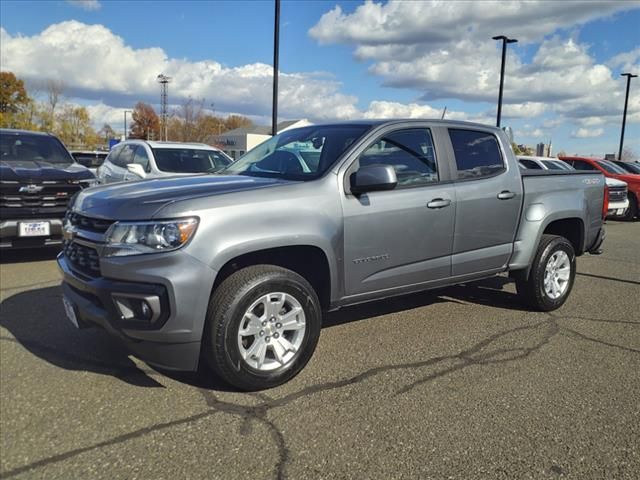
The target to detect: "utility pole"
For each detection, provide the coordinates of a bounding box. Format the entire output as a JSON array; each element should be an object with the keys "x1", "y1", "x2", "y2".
[
  {"x1": 272, "y1": 0, "x2": 280, "y2": 137},
  {"x1": 157, "y1": 74, "x2": 171, "y2": 141},
  {"x1": 492, "y1": 35, "x2": 518, "y2": 127},
  {"x1": 619, "y1": 73, "x2": 637, "y2": 160},
  {"x1": 123, "y1": 110, "x2": 132, "y2": 140}
]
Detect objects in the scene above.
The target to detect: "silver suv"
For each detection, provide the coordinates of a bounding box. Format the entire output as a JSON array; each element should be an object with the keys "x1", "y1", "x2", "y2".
[{"x1": 97, "y1": 140, "x2": 232, "y2": 184}]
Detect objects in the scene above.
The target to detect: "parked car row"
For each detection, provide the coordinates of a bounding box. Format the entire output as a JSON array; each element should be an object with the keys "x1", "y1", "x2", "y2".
[
  {"x1": 0, "y1": 130, "x2": 234, "y2": 248},
  {"x1": 518, "y1": 154, "x2": 639, "y2": 220}
]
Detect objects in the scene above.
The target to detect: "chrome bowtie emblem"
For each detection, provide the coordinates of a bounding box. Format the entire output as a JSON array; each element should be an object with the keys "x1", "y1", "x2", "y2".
[{"x1": 19, "y1": 184, "x2": 44, "y2": 194}]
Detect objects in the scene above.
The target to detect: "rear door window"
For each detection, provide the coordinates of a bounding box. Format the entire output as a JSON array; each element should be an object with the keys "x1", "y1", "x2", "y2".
[{"x1": 449, "y1": 129, "x2": 505, "y2": 180}]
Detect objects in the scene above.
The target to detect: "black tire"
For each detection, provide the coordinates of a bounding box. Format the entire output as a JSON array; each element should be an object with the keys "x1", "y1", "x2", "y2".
[
  {"x1": 515, "y1": 234, "x2": 576, "y2": 312},
  {"x1": 203, "y1": 265, "x2": 321, "y2": 391},
  {"x1": 621, "y1": 193, "x2": 638, "y2": 221}
]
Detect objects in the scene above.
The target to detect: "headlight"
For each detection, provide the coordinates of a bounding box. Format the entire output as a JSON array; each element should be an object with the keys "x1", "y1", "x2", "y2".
[
  {"x1": 79, "y1": 178, "x2": 99, "y2": 188},
  {"x1": 103, "y1": 218, "x2": 199, "y2": 257}
]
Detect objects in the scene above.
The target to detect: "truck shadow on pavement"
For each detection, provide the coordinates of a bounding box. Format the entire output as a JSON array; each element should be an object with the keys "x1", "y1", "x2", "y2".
[
  {"x1": 0, "y1": 247, "x2": 61, "y2": 264},
  {"x1": 0, "y1": 285, "x2": 164, "y2": 388}
]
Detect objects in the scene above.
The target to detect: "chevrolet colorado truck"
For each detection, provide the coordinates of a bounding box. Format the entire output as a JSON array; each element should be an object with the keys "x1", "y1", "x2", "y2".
[
  {"x1": 1, "y1": 129, "x2": 97, "y2": 249},
  {"x1": 58, "y1": 120, "x2": 606, "y2": 390}
]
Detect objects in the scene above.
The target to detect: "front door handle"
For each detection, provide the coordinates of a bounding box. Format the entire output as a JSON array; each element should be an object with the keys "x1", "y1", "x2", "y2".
[
  {"x1": 497, "y1": 191, "x2": 516, "y2": 200},
  {"x1": 427, "y1": 198, "x2": 451, "y2": 209}
]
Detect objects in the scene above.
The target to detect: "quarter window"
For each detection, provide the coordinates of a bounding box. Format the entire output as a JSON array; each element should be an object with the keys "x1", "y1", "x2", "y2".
[
  {"x1": 449, "y1": 129, "x2": 504, "y2": 180},
  {"x1": 358, "y1": 128, "x2": 438, "y2": 187}
]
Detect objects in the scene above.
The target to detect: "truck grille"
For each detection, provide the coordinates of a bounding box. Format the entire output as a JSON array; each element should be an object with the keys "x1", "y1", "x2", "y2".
[
  {"x1": 63, "y1": 241, "x2": 101, "y2": 277},
  {"x1": 608, "y1": 185, "x2": 627, "y2": 203},
  {"x1": 0, "y1": 180, "x2": 81, "y2": 219},
  {"x1": 67, "y1": 212, "x2": 114, "y2": 234}
]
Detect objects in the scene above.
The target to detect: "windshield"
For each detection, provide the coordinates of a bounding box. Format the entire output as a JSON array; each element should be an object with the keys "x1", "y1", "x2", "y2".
[
  {"x1": 152, "y1": 148, "x2": 232, "y2": 173},
  {"x1": 597, "y1": 160, "x2": 629, "y2": 175},
  {"x1": 0, "y1": 132, "x2": 73, "y2": 165},
  {"x1": 221, "y1": 125, "x2": 371, "y2": 180}
]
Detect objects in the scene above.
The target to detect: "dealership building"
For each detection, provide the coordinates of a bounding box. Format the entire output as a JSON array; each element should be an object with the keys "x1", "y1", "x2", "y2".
[{"x1": 207, "y1": 119, "x2": 311, "y2": 160}]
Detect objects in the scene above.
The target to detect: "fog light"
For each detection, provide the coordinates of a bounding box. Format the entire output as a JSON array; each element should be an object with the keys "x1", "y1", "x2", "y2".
[
  {"x1": 140, "y1": 301, "x2": 152, "y2": 320},
  {"x1": 112, "y1": 294, "x2": 161, "y2": 323}
]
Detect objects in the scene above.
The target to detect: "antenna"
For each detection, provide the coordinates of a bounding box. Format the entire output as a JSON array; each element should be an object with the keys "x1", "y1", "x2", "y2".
[
  {"x1": 441, "y1": 106, "x2": 447, "y2": 120},
  {"x1": 157, "y1": 74, "x2": 171, "y2": 141}
]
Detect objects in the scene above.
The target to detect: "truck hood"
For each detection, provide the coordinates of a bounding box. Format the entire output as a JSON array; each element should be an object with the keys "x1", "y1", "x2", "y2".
[
  {"x1": 0, "y1": 160, "x2": 94, "y2": 182},
  {"x1": 73, "y1": 174, "x2": 294, "y2": 219},
  {"x1": 605, "y1": 177, "x2": 627, "y2": 187}
]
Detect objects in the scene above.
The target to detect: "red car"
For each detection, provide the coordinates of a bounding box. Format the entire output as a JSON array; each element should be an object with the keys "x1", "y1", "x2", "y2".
[{"x1": 560, "y1": 156, "x2": 640, "y2": 220}]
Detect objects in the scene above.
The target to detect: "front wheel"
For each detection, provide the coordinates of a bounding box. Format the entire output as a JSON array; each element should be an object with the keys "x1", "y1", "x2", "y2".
[
  {"x1": 515, "y1": 234, "x2": 576, "y2": 311},
  {"x1": 203, "y1": 265, "x2": 322, "y2": 391}
]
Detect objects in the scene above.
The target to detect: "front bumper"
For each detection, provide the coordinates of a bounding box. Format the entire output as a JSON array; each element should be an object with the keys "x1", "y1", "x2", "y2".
[
  {"x1": 606, "y1": 198, "x2": 629, "y2": 217},
  {"x1": 0, "y1": 218, "x2": 64, "y2": 248},
  {"x1": 57, "y1": 250, "x2": 217, "y2": 371}
]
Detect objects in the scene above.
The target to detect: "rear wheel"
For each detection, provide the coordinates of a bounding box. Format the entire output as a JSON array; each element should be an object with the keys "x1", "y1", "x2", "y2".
[
  {"x1": 203, "y1": 265, "x2": 321, "y2": 391},
  {"x1": 515, "y1": 234, "x2": 576, "y2": 311}
]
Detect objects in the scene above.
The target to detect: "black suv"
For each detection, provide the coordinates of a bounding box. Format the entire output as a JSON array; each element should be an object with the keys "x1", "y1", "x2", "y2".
[{"x1": 0, "y1": 129, "x2": 96, "y2": 249}]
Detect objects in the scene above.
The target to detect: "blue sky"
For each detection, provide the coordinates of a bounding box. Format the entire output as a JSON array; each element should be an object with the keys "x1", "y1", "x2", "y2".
[{"x1": 1, "y1": 0, "x2": 639, "y2": 156}]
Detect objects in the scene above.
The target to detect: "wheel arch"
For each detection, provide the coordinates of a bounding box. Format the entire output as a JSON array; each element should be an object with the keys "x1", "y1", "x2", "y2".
[{"x1": 211, "y1": 245, "x2": 333, "y2": 310}]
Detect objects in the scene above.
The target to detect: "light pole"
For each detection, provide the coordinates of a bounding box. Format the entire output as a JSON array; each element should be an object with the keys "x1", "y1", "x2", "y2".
[
  {"x1": 618, "y1": 73, "x2": 638, "y2": 160},
  {"x1": 492, "y1": 35, "x2": 518, "y2": 127},
  {"x1": 272, "y1": 0, "x2": 280, "y2": 136},
  {"x1": 123, "y1": 110, "x2": 132, "y2": 140}
]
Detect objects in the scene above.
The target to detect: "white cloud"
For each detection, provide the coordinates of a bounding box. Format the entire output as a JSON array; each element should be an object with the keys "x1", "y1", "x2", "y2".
[
  {"x1": 607, "y1": 47, "x2": 640, "y2": 73},
  {"x1": 517, "y1": 128, "x2": 546, "y2": 139},
  {"x1": 310, "y1": 1, "x2": 633, "y2": 47},
  {"x1": 361, "y1": 100, "x2": 493, "y2": 124},
  {"x1": 0, "y1": 21, "x2": 359, "y2": 122},
  {"x1": 571, "y1": 128, "x2": 604, "y2": 138},
  {"x1": 309, "y1": 0, "x2": 640, "y2": 130},
  {"x1": 66, "y1": 0, "x2": 101, "y2": 11}
]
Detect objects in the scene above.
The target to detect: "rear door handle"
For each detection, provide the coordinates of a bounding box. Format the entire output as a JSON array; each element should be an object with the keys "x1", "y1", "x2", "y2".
[
  {"x1": 427, "y1": 198, "x2": 451, "y2": 209},
  {"x1": 497, "y1": 191, "x2": 516, "y2": 200}
]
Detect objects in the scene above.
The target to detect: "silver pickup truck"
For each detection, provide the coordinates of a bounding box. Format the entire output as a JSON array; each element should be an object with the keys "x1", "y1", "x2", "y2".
[{"x1": 58, "y1": 120, "x2": 606, "y2": 390}]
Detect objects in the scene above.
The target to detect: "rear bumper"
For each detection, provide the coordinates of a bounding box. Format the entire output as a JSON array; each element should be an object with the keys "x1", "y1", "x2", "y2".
[
  {"x1": 57, "y1": 251, "x2": 216, "y2": 371},
  {"x1": 0, "y1": 218, "x2": 63, "y2": 248}
]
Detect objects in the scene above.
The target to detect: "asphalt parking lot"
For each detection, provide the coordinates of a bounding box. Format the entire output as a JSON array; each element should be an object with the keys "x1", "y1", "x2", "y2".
[{"x1": 1, "y1": 221, "x2": 638, "y2": 480}]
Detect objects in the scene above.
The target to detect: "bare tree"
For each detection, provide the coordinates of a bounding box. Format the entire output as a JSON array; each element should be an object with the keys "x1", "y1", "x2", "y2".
[
  {"x1": 621, "y1": 147, "x2": 638, "y2": 162},
  {"x1": 46, "y1": 79, "x2": 65, "y2": 117}
]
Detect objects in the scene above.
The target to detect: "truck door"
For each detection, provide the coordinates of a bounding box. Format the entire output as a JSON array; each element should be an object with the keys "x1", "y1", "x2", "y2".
[
  {"x1": 341, "y1": 127, "x2": 455, "y2": 296},
  {"x1": 447, "y1": 128, "x2": 522, "y2": 276}
]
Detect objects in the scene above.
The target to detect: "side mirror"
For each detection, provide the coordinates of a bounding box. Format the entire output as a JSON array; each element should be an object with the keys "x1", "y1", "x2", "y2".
[
  {"x1": 127, "y1": 163, "x2": 147, "y2": 178},
  {"x1": 350, "y1": 164, "x2": 397, "y2": 195}
]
